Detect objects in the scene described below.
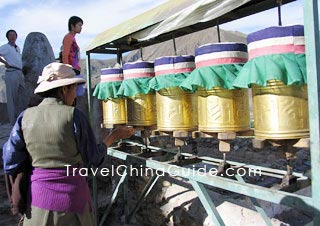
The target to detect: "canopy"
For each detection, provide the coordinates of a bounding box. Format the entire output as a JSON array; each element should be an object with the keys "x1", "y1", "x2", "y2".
[
  {"x1": 86, "y1": 0, "x2": 296, "y2": 54},
  {"x1": 85, "y1": 0, "x2": 196, "y2": 53}
]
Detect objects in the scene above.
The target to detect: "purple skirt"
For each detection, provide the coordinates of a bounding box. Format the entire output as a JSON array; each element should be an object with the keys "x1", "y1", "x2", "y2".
[{"x1": 30, "y1": 166, "x2": 92, "y2": 214}]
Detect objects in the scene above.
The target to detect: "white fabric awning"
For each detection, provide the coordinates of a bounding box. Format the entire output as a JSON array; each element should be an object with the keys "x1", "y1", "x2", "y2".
[{"x1": 138, "y1": 0, "x2": 251, "y2": 41}]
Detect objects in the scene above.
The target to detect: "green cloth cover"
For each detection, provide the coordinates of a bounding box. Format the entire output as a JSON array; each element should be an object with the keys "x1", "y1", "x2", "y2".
[
  {"x1": 180, "y1": 64, "x2": 244, "y2": 91},
  {"x1": 233, "y1": 53, "x2": 307, "y2": 88},
  {"x1": 93, "y1": 81, "x2": 122, "y2": 99},
  {"x1": 148, "y1": 73, "x2": 192, "y2": 91},
  {"x1": 117, "y1": 77, "x2": 154, "y2": 97}
]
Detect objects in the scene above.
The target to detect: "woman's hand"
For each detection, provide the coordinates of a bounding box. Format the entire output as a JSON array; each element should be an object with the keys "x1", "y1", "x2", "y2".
[{"x1": 103, "y1": 125, "x2": 135, "y2": 147}]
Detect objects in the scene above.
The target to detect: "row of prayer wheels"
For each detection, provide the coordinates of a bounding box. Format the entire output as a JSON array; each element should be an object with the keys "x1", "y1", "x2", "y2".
[{"x1": 95, "y1": 25, "x2": 309, "y2": 140}]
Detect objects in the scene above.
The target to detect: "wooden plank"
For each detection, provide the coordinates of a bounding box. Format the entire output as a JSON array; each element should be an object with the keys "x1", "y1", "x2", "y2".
[
  {"x1": 218, "y1": 132, "x2": 236, "y2": 140},
  {"x1": 219, "y1": 140, "x2": 231, "y2": 152},
  {"x1": 151, "y1": 130, "x2": 171, "y2": 136},
  {"x1": 101, "y1": 123, "x2": 115, "y2": 129},
  {"x1": 173, "y1": 130, "x2": 190, "y2": 138},
  {"x1": 293, "y1": 138, "x2": 310, "y2": 148},
  {"x1": 252, "y1": 139, "x2": 267, "y2": 149},
  {"x1": 236, "y1": 129, "x2": 255, "y2": 137},
  {"x1": 192, "y1": 131, "x2": 217, "y2": 138},
  {"x1": 175, "y1": 138, "x2": 185, "y2": 146}
]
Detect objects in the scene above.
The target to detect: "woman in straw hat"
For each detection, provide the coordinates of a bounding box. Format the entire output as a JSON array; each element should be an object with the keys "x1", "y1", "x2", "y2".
[{"x1": 2, "y1": 62, "x2": 135, "y2": 226}]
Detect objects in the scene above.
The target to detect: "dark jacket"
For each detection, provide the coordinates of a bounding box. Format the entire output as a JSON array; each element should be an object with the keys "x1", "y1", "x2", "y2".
[{"x1": 5, "y1": 160, "x2": 32, "y2": 215}]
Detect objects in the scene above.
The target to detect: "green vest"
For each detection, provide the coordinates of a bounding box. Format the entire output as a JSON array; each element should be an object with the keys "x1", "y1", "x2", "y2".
[{"x1": 22, "y1": 98, "x2": 82, "y2": 168}]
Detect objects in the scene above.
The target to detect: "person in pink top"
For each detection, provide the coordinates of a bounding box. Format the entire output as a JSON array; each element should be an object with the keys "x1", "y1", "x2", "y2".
[
  {"x1": 62, "y1": 16, "x2": 85, "y2": 98},
  {"x1": 62, "y1": 16, "x2": 83, "y2": 75}
]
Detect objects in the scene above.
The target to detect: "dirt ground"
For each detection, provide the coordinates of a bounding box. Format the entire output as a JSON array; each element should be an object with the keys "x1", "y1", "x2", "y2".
[
  {"x1": 0, "y1": 174, "x2": 22, "y2": 226},
  {"x1": 0, "y1": 130, "x2": 313, "y2": 226}
]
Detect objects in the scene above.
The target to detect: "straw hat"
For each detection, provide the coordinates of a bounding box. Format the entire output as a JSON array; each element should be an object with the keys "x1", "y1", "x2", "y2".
[{"x1": 34, "y1": 62, "x2": 85, "y2": 94}]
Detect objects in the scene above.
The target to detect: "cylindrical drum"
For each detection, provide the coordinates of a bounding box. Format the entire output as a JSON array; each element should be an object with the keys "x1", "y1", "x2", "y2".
[
  {"x1": 195, "y1": 43, "x2": 250, "y2": 132},
  {"x1": 102, "y1": 98, "x2": 127, "y2": 126},
  {"x1": 247, "y1": 26, "x2": 309, "y2": 139},
  {"x1": 155, "y1": 55, "x2": 197, "y2": 131},
  {"x1": 100, "y1": 68, "x2": 127, "y2": 127},
  {"x1": 252, "y1": 80, "x2": 309, "y2": 139},
  {"x1": 123, "y1": 61, "x2": 157, "y2": 126}
]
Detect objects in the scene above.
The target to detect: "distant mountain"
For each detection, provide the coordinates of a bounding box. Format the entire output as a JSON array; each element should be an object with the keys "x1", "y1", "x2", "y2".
[
  {"x1": 125, "y1": 28, "x2": 246, "y2": 62},
  {"x1": 80, "y1": 27, "x2": 247, "y2": 88}
]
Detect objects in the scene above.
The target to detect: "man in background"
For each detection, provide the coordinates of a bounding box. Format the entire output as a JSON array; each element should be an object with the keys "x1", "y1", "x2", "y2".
[{"x1": 0, "y1": 30, "x2": 26, "y2": 125}]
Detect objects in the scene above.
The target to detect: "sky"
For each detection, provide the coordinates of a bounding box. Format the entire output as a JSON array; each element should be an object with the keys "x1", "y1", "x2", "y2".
[{"x1": 0, "y1": 0, "x2": 304, "y2": 60}]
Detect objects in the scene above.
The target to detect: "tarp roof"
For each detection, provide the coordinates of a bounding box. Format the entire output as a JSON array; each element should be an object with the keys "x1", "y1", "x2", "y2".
[
  {"x1": 85, "y1": 0, "x2": 196, "y2": 52},
  {"x1": 86, "y1": 0, "x2": 296, "y2": 54}
]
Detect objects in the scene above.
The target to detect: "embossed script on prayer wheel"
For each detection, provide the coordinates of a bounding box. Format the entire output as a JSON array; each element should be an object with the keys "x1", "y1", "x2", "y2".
[
  {"x1": 122, "y1": 61, "x2": 157, "y2": 127},
  {"x1": 253, "y1": 80, "x2": 309, "y2": 139},
  {"x1": 127, "y1": 93, "x2": 157, "y2": 126},
  {"x1": 102, "y1": 98, "x2": 127, "y2": 127},
  {"x1": 197, "y1": 88, "x2": 250, "y2": 132},
  {"x1": 193, "y1": 42, "x2": 250, "y2": 132},
  {"x1": 95, "y1": 67, "x2": 127, "y2": 128},
  {"x1": 243, "y1": 25, "x2": 309, "y2": 139},
  {"x1": 156, "y1": 87, "x2": 198, "y2": 131}
]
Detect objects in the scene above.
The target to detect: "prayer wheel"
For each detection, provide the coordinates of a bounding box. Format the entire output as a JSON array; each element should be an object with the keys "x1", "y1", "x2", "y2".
[
  {"x1": 154, "y1": 55, "x2": 198, "y2": 131},
  {"x1": 123, "y1": 61, "x2": 157, "y2": 126},
  {"x1": 102, "y1": 98, "x2": 127, "y2": 126},
  {"x1": 195, "y1": 43, "x2": 250, "y2": 132},
  {"x1": 252, "y1": 80, "x2": 309, "y2": 139},
  {"x1": 247, "y1": 25, "x2": 309, "y2": 139},
  {"x1": 100, "y1": 68, "x2": 127, "y2": 127}
]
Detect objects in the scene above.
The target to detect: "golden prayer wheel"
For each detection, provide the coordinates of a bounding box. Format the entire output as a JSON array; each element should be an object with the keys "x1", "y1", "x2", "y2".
[
  {"x1": 197, "y1": 87, "x2": 250, "y2": 132},
  {"x1": 156, "y1": 87, "x2": 198, "y2": 131},
  {"x1": 127, "y1": 93, "x2": 157, "y2": 126},
  {"x1": 102, "y1": 98, "x2": 127, "y2": 127},
  {"x1": 252, "y1": 80, "x2": 309, "y2": 139}
]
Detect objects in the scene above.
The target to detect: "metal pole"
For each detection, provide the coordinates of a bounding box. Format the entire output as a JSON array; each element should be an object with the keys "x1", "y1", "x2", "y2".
[
  {"x1": 277, "y1": 0, "x2": 282, "y2": 26},
  {"x1": 86, "y1": 52, "x2": 93, "y2": 125},
  {"x1": 117, "y1": 48, "x2": 123, "y2": 65},
  {"x1": 86, "y1": 52, "x2": 98, "y2": 226},
  {"x1": 127, "y1": 174, "x2": 160, "y2": 223},
  {"x1": 140, "y1": 46, "x2": 144, "y2": 61},
  {"x1": 216, "y1": 21, "x2": 221, "y2": 42},
  {"x1": 304, "y1": 0, "x2": 320, "y2": 224},
  {"x1": 172, "y1": 33, "x2": 177, "y2": 56},
  {"x1": 99, "y1": 171, "x2": 128, "y2": 226},
  {"x1": 190, "y1": 180, "x2": 225, "y2": 226},
  {"x1": 235, "y1": 175, "x2": 273, "y2": 226}
]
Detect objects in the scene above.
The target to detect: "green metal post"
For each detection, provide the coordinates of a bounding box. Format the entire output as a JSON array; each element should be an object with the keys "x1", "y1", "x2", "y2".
[
  {"x1": 304, "y1": 0, "x2": 320, "y2": 224},
  {"x1": 235, "y1": 175, "x2": 272, "y2": 226},
  {"x1": 86, "y1": 52, "x2": 94, "y2": 125},
  {"x1": 190, "y1": 180, "x2": 225, "y2": 226},
  {"x1": 86, "y1": 53, "x2": 98, "y2": 226},
  {"x1": 123, "y1": 164, "x2": 129, "y2": 220},
  {"x1": 127, "y1": 174, "x2": 160, "y2": 223},
  {"x1": 99, "y1": 171, "x2": 128, "y2": 226}
]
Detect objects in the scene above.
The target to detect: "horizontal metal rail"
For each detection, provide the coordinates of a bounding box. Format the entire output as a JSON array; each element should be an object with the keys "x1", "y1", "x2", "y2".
[
  {"x1": 122, "y1": 141, "x2": 308, "y2": 180},
  {"x1": 107, "y1": 146, "x2": 313, "y2": 212}
]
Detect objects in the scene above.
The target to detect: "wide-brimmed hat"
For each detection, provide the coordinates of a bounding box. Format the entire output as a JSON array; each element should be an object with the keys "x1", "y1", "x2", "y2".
[{"x1": 34, "y1": 62, "x2": 86, "y2": 94}]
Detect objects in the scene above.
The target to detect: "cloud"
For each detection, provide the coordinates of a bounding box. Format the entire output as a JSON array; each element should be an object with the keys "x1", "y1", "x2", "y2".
[
  {"x1": 0, "y1": 0, "x2": 166, "y2": 58},
  {"x1": 0, "y1": 0, "x2": 23, "y2": 9}
]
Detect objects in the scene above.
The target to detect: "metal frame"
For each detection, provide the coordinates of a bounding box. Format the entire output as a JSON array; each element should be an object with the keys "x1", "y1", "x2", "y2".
[
  {"x1": 98, "y1": 144, "x2": 312, "y2": 225},
  {"x1": 85, "y1": 1, "x2": 320, "y2": 225},
  {"x1": 304, "y1": 0, "x2": 320, "y2": 224}
]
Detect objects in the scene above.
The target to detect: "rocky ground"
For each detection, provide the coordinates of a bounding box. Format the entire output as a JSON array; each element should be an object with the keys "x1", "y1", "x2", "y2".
[
  {"x1": 0, "y1": 122, "x2": 313, "y2": 226},
  {"x1": 0, "y1": 123, "x2": 21, "y2": 226},
  {"x1": 91, "y1": 135, "x2": 312, "y2": 226}
]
